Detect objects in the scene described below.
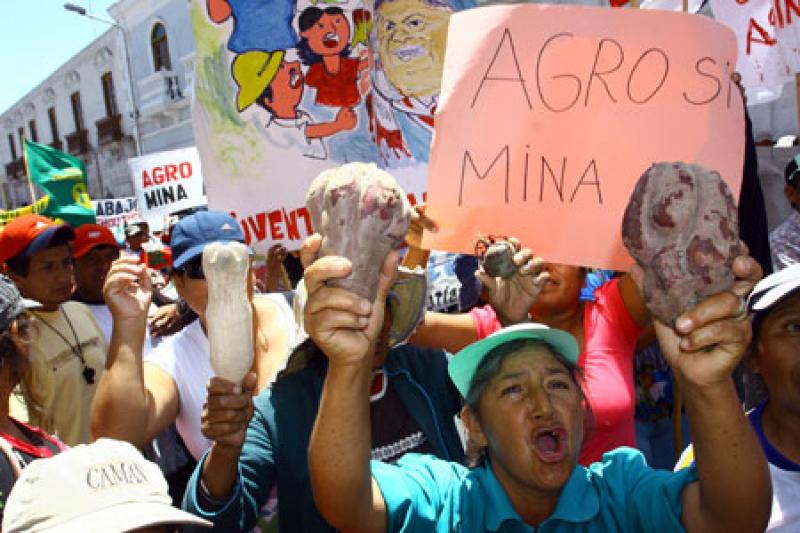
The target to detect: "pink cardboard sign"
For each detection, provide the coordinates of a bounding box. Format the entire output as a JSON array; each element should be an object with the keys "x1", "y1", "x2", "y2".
[{"x1": 423, "y1": 4, "x2": 744, "y2": 271}]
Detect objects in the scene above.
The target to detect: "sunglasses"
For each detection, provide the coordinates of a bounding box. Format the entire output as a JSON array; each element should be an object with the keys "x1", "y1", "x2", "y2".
[{"x1": 175, "y1": 260, "x2": 205, "y2": 280}]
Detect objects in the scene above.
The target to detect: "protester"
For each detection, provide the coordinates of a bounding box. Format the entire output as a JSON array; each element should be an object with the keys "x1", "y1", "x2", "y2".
[
  {"x1": 124, "y1": 220, "x2": 149, "y2": 257},
  {"x1": 306, "y1": 250, "x2": 771, "y2": 532},
  {"x1": 2, "y1": 438, "x2": 211, "y2": 532},
  {"x1": 0, "y1": 215, "x2": 106, "y2": 446},
  {"x1": 70, "y1": 224, "x2": 124, "y2": 340},
  {"x1": 410, "y1": 238, "x2": 648, "y2": 465},
  {"x1": 769, "y1": 155, "x2": 800, "y2": 271},
  {"x1": 91, "y1": 211, "x2": 297, "y2": 461},
  {"x1": 181, "y1": 234, "x2": 463, "y2": 531},
  {"x1": 0, "y1": 275, "x2": 66, "y2": 521},
  {"x1": 676, "y1": 264, "x2": 800, "y2": 530}
]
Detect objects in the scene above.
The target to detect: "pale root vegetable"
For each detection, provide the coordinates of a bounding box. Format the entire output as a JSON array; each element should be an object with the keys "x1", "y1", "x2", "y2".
[
  {"x1": 305, "y1": 162, "x2": 412, "y2": 301},
  {"x1": 622, "y1": 162, "x2": 740, "y2": 324},
  {"x1": 203, "y1": 241, "x2": 254, "y2": 384}
]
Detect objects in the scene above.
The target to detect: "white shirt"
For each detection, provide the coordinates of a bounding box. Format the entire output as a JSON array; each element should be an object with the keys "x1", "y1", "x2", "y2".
[
  {"x1": 767, "y1": 463, "x2": 800, "y2": 531},
  {"x1": 144, "y1": 294, "x2": 297, "y2": 460},
  {"x1": 85, "y1": 303, "x2": 157, "y2": 354}
]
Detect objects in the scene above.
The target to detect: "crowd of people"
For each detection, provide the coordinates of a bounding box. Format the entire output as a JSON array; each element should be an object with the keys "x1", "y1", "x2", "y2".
[{"x1": 0, "y1": 155, "x2": 797, "y2": 532}]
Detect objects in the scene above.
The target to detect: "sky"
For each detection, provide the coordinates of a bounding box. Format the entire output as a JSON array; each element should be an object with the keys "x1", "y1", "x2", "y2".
[{"x1": 0, "y1": 0, "x2": 121, "y2": 115}]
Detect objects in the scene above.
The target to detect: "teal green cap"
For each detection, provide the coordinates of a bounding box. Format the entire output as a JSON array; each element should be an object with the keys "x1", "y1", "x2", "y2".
[{"x1": 448, "y1": 323, "x2": 580, "y2": 399}]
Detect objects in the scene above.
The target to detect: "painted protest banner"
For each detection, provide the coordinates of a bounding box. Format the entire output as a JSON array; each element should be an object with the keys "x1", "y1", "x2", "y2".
[
  {"x1": 189, "y1": 0, "x2": 473, "y2": 251},
  {"x1": 710, "y1": 0, "x2": 800, "y2": 104},
  {"x1": 129, "y1": 147, "x2": 206, "y2": 231},
  {"x1": 422, "y1": 5, "x2": 744, "y2": 271}
]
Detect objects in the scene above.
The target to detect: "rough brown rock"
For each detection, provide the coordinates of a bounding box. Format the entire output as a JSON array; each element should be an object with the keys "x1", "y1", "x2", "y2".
[{"x1": 622, "y1": 162, "x2": 740, "y2": 324}]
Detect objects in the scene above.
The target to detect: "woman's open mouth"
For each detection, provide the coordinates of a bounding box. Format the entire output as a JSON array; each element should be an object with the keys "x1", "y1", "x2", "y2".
[
  {"x1": 323, "y1": 33, "x2": 340, "y2": 48},
  {"x1": 532, "y1": 427, "x2": 567, "y2": 463}
]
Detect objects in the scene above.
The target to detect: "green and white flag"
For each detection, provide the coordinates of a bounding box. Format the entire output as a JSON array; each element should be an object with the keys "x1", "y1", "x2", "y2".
[{"x1": 23, "y1": 139, "x2": 95, "y2": 227}]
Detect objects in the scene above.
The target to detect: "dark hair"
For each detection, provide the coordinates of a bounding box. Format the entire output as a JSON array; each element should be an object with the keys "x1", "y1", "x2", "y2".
[
  {"x1": 0, "y1": 314, "x2": 30, "y2": 384},
  {"x1": 5, "y1": 255, "x2": 31, "y2": 277},
  {"x1": 297, "y1": 7, "x2": 351, "y2": 66},
  {"x1": 256, "y1": 85, "x2": 275, "y2": 111},
  {"x1": 171, "y1": 255, "x2": 203, "y2": 279},
  {"x1": 463, "y1": 338, "x2": 592, "y2": 467},
  {"x1": 5, "y1": 236, "x2": 73, "y2": 277},
  {"x1": 743, "y1": 287, "x2": 800, "y2": 408}
]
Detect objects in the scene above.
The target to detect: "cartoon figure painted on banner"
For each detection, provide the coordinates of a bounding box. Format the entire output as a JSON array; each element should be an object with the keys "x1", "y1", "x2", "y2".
[
  {"x1": 298, "y1": 6, "x2": 370, "y2": 112},
  {"x1": 369, "y1": 0, "x2": 455, "y2": 165},
  {"x1": 207, "y1": 0, "x2": 298, "y2": 112},
  {"x1": 256, "y1": 58, "x2": 358, "y2": 159}
]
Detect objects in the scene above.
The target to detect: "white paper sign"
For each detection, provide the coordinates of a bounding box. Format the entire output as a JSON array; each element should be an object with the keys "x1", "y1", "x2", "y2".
[{"x1": 129, "y1": 147, "x2": 207, "y2": 228}]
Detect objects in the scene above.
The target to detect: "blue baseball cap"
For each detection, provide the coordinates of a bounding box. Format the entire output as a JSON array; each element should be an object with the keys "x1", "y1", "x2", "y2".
[{"x1": 170, "y1": 211, "x2": 247, "y2": 269}]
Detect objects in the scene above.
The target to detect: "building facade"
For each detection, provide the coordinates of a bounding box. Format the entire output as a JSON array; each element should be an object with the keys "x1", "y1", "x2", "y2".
[
  {"x1": 0, "y1": 27, "x2": 138, "y2": 208},
  {"x1": 0, "y1": 0, "x2": 196, "y2": 210},
  {"x1": 109, "y1": 0, "x2": 195, "y2": 157}
]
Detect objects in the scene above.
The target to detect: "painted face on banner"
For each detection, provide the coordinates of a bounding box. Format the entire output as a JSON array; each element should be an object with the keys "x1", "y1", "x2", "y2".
[
  {"x1": 377, "y1": 0, "x2": 452, "y2": 98},
  {"x1": 270, "y1": 60, "x2": 305, "y2": 111},
  {"x1": 302, "y1": 12, "x2": 350, "y2": 57}
]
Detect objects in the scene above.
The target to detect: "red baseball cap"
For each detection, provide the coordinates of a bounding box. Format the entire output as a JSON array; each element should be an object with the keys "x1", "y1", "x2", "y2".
[
  {"x1": 0, "y1": 215, "x2": 75, "y2": 264},
  {"x1": 72, "y1": 224, "x2": 121, "y2": 258}
]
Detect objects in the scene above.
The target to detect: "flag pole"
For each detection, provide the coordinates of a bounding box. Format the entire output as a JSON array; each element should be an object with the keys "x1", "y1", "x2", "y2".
[{"x1": 21, "y1": 140, "x2": 37, "y2": 206}]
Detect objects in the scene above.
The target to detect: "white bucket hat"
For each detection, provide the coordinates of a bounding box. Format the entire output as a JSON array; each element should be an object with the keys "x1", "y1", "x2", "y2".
[
  {"x1": 747, "y1": 264, "x2": 800, "y2": 313},
  {"x1": 294, "y1": 265, "x2": 428, "y2": 348},
  {"x1": 2, "y1": 439, "x2": 212, "y2": 532}
]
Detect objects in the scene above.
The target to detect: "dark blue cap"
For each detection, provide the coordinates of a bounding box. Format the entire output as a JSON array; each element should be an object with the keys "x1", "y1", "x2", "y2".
[{"x1": 170, "y1": 211, "x2": 247, "y2": 269}]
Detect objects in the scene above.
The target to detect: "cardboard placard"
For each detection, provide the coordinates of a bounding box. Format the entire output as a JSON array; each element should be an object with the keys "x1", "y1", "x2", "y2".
[{"x1": 423, "y1": 5, "x2": 744, "y2": 270}]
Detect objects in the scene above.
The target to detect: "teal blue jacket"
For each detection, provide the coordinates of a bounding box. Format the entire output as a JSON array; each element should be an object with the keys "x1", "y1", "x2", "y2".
[{"x1": 182, "y1": 343, "x2": 465, "y2": 531}]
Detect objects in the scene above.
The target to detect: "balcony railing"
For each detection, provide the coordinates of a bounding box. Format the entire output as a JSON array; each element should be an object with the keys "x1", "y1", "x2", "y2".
[
  {"x1": 138, "y1": 69, "x2": 183, "y2": 116},
  {"x1": 96, "y1": 114, "x2": 123, "y2": 146},
  {"x1": 49, "y1": 139, "x2": 63, "y2": 151},
  {"x1": 66, "y1": 129, "x2": 89, "y2": 155},
  {"x1": 4, "y1": 158, "x2": 24, "y2": 180}
]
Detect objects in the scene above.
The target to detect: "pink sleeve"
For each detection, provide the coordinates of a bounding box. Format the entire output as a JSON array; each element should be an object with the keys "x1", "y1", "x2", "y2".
[
  {"x1": 469, "y1": 305, "x2": 503, "y2": 340},
  {"x1": 593, "y1": 278, "x2": 642, "y2": 343}
]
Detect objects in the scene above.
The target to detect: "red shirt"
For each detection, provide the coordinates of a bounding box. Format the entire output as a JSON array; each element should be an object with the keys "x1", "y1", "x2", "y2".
[
  {"x1": 469, "y1": 278, "x2": 641, "y2": 465},
  {"x1": 305, "y1": 58, "x2": 361, "y2": 108}
]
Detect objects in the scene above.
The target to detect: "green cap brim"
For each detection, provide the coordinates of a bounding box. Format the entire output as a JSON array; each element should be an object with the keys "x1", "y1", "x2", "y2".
[{"x1": 448, "y1": 323, "x2": 580, "y2": 399}]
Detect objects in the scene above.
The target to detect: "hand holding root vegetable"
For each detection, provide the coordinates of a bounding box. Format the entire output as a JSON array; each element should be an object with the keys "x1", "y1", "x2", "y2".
[
  {"x1": 302, "y1": 251, "x2": 399, "y2": 368},
  {"x1": 622, "y1": 162, "x2": 740, "y2": 325},
  {"x1": 305, "y1": 162, "x2": 412, "y2": 302},
  {"x1": 475, "y1": 237, "x2": 549, "y2": 326}
]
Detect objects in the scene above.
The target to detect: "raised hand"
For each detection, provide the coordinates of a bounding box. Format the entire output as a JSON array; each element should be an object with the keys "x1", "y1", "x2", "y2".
[
  {"x1": 103, "y1": 257, "x2": 153, "y2": 321},
  {"x1": 201, "y1": 372, "x2": 256, "y2": 452},
  {"x1": 303, "y1": 251, "x2": 398, "y2": 368},
  {"x1": 476, "y1": 238, "x2": 549, "y2": 325}
]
